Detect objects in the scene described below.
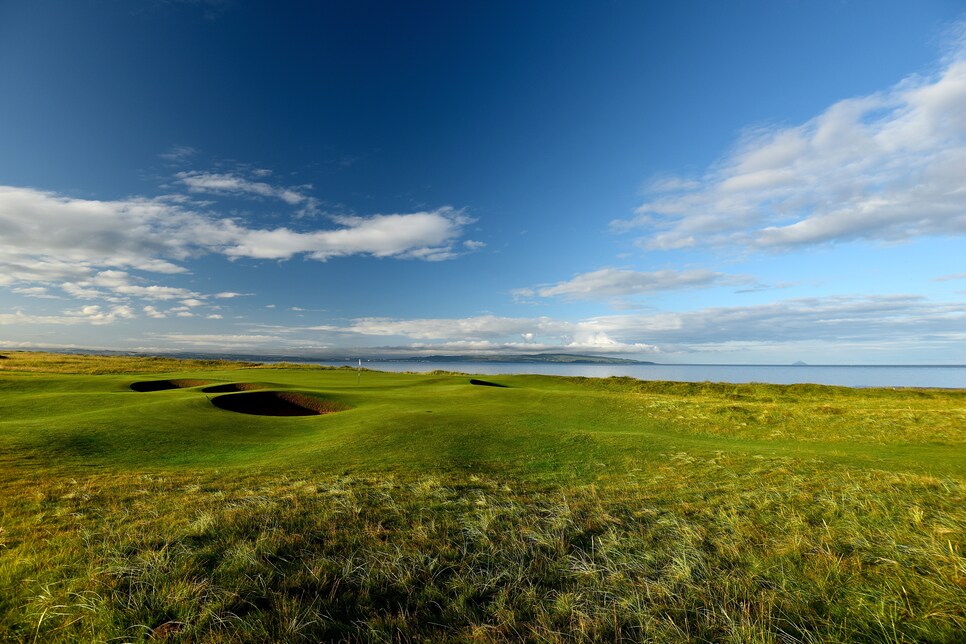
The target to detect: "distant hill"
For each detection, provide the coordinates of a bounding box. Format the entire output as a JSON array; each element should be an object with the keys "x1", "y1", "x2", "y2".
[{"x1": 391, "y1": 353, "x2": 654, "y2": 365}]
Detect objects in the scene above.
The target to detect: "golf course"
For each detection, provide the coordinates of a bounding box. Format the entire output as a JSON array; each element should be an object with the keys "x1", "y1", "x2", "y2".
[{"x1": 1, "y1": 351, "x2": 963, "y2": 642}]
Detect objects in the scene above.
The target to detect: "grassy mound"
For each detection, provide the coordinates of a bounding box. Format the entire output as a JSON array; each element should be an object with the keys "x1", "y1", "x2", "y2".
[
  {"x1": 130, "y1": 378, "x2": 215, "y2": 392},
  {"x1": 210, "y1": 390, "x2": 349, "y2": 416}
]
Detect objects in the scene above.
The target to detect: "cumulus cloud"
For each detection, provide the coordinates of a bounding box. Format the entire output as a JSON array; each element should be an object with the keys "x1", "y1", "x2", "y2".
[
  {"x1": 222, "y1": 209, "x2": 471, "y2": 261},
  {"x1": 0, "y1": 185, "x2": 211, "y2": 277},
  {"x1": 0, "y1": 304, "x2": 138, "y2": 326},
  {"x1": 0, "y1": 185, "x2": 473, "y2": 306},
  {"x1": 614, "y1": 34, "x2": 966, "y2": 250},
  {"x1": 515, "y1": 267, "x2": 753, "y2": 300},
  {"x1": 91, "y1": 271, "x2": 202, "y2": 301}
]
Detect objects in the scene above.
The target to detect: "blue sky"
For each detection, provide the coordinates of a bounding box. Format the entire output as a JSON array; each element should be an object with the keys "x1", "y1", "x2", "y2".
[{"x1": 1, "y1": 0, "x2": 964, "y2": 363}]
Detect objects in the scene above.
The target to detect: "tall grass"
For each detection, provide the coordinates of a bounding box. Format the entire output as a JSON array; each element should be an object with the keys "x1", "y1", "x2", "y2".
[
  {"x1": 3, "y1": 461, "x2": 963, "y2": 642},
  {"x1": 0, "y1": 351, "x2": 261, "y2": 375}
]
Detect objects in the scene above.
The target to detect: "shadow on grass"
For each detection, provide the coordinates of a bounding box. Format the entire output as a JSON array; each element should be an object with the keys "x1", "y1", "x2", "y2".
[{"x1": 469, "y1": 379, "x2": 509, "y2": 388}]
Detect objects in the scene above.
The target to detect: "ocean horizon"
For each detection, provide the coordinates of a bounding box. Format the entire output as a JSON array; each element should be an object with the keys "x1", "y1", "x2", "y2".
[{"x1": 315, "y1": 360, "x2": 966, "y2": 389}]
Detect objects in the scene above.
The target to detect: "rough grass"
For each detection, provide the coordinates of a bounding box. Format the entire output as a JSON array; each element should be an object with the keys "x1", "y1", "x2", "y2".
[
  {"x1": 0, "y1": 351, "x2": 261, "y2": 375},
  {"x1": 3, "y1": 467, "x2": 962, "y2": 642},
  {"x1": 570, "y1": 376, "x2": 966, "y2": 446},
  {"x1": 0, "y1": 351, "x2": 963, "y2": 642}
]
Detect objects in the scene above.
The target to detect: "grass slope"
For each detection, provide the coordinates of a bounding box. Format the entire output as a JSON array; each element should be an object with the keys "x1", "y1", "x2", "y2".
[{"x1": 0, "y1": 351, "x2": 963, "y2": 642}]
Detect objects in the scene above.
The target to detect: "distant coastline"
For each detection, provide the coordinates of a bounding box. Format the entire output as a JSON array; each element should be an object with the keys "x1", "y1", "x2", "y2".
[{"x1": 381, "y1": 353, "x2": 655, "y2": 365}]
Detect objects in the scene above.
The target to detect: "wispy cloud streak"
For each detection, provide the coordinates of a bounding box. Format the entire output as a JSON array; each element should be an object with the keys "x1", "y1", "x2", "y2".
[{"x1": 514, "y1": 268, "x2": 754, "y2": 301}]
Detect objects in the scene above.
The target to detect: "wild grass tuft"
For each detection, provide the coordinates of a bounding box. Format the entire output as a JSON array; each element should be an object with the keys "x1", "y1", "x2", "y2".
[{"x1": 2, "y1": 464, "x2": 963, "y2": 642}]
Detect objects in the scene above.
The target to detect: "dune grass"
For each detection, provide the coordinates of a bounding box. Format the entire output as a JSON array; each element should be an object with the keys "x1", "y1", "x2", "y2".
[{"x1": 0, "y1": 350, "x2": 963, "y2": 641}]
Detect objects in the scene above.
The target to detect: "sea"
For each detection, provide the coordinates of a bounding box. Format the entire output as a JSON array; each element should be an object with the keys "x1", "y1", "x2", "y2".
[{"x1": 318, "y1": 361, "x2": 966, "y2": 389}]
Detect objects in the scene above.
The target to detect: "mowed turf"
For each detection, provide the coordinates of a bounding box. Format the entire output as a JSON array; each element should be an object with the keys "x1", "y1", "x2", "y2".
[{"x1": 0, "y1": 351, "x2": 964, "y2": 642}]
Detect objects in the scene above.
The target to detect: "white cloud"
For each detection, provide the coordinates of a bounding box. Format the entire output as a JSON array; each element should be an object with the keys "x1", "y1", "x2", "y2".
[
  {"x1": 38, "y1": 270, "x2": 204, "y2": 305},
  {"x1": 159, "y1": 145, "x2": 198, "y2": 162},
  {"x1": 0, "y1": 185, "x2": 473, "y2": 304},
  {"x1": 90, "y1": 271, "x2": 201, "y2": 301},
  {"x1": 61, "y1": 282, "x2": 114, "y2": 300},
  {"x1": 0, "y1": 311, "x2": 87, "y2": 326},
  {"x1": 61, "y1": 304, "x2": 136, "y2": 325},
  {"x1": 143, "y1": 305, "x2": 167, "y2": 319},
  {"x1": 302, "y1": 295, "x2": 963, "y2": 357},
  {"x1": 222, "y1": 209, "x2": 471, "y2": 261},
  {"x1": 331, "y1": 315, "x2": 572, "y2": 341},
  {"x1": 152, "y1": 332, "x2": 321, "y2": 350},
  {"x1": 175, "y1": 171, "x2": 319, "y2": 215},
  {"x1": 306, "y1": 314, "x2": 672, "y2": 354},
  {"x1": 0, "y1": 186, "x2": 470, "y2": 268},
  {"x1": 116, "y1": 284, "x2": 198, "y2": 300},
  {"x1": 214, "y1": 291, "x2": 247, "y2": 298},
  {"x1": 615, "y1": 36, "x2": 966, "y2": 250},
  {"x1": 11, "y1": 286, "x2": 56, "y2": 298},
  {"x1": 517, "y1": 267, "x2": 753, "y2": 300},
  {"x1": 0, "y1": 185, "x2": 212, "y2": 278}
]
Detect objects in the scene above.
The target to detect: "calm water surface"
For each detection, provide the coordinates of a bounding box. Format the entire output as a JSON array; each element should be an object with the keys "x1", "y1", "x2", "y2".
[{"x1": 325, "y1": 362, "x2": 966, "y2": 389}]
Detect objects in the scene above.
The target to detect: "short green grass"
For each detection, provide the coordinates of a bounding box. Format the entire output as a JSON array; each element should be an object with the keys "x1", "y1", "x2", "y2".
[{"x1": 0, "y1": 351, "x2": 963, "y2": 642}]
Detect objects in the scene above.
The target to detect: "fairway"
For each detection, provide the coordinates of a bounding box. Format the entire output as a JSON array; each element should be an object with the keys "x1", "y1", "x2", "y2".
[{"x1": 1, "y1": 352, "x2": 964, "y2": 641}]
